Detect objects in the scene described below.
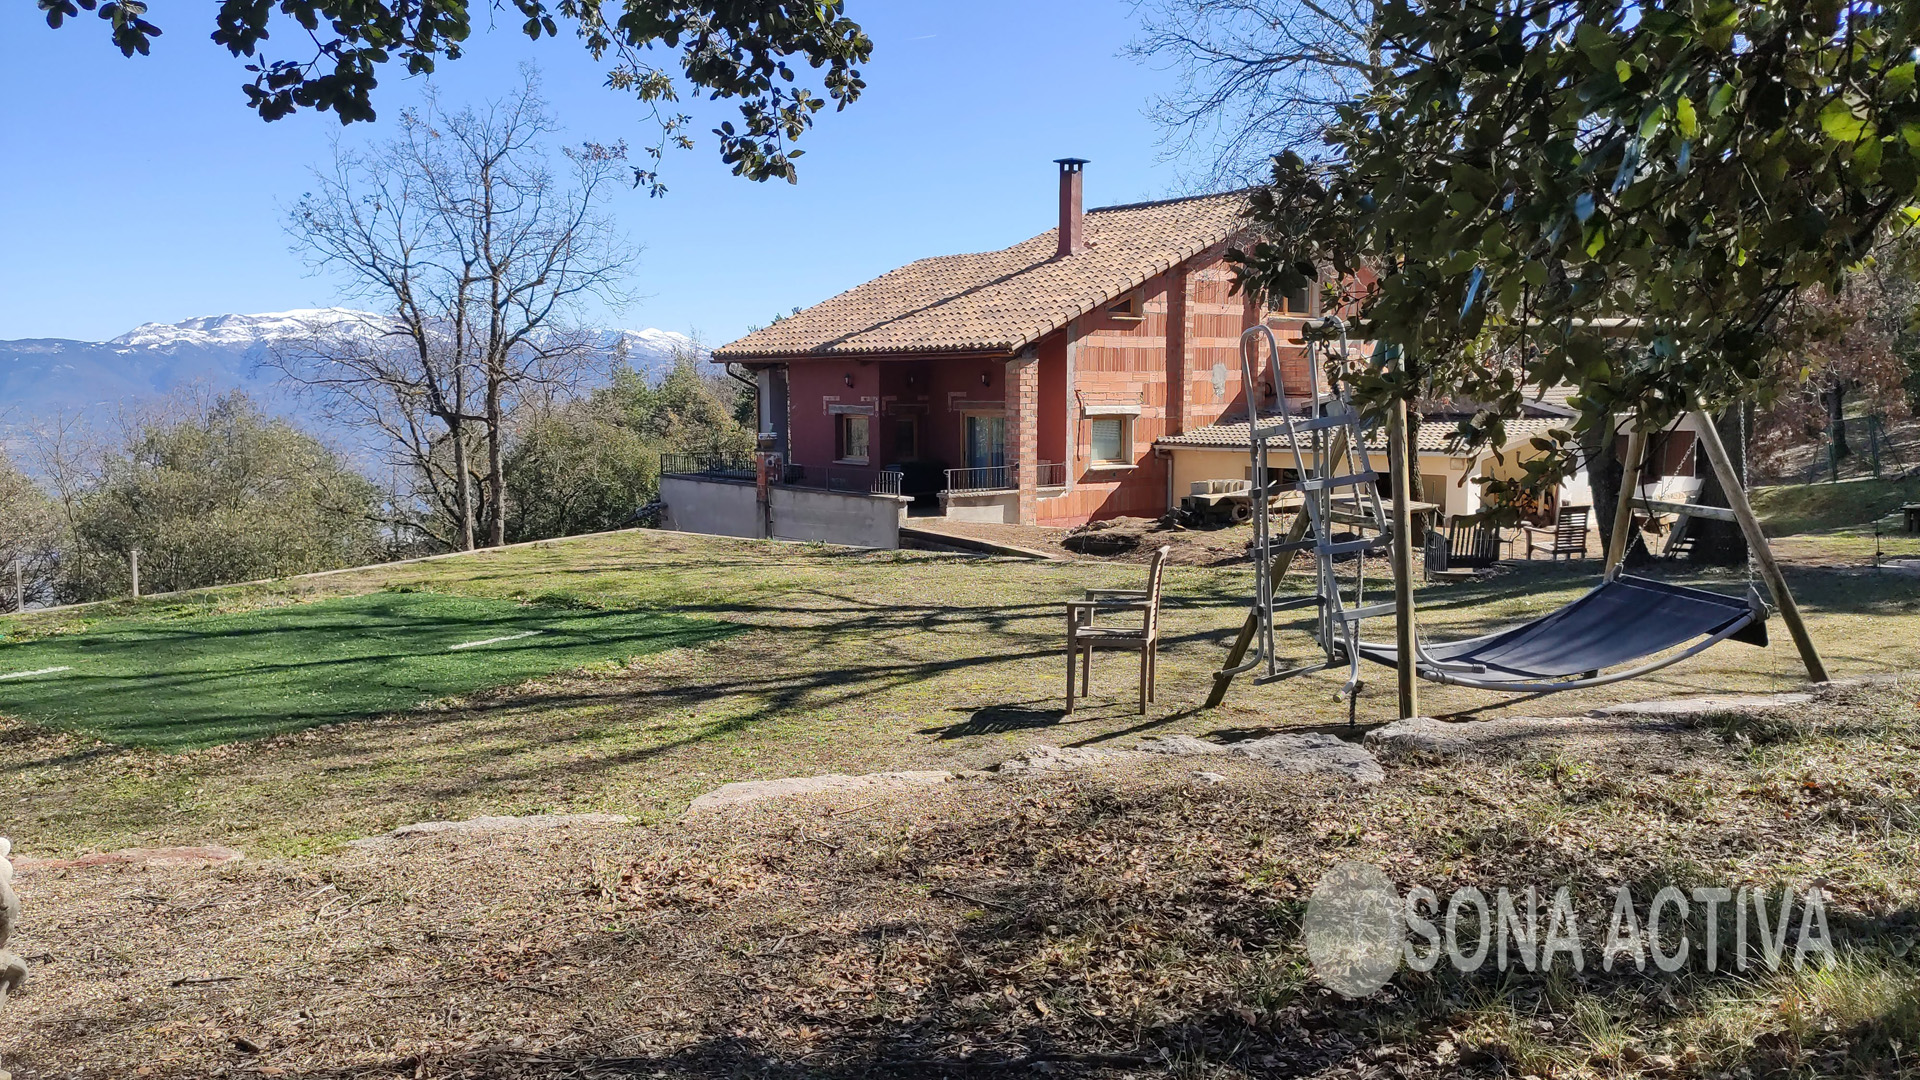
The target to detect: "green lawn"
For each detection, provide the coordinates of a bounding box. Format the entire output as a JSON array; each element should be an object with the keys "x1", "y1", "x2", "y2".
[
  {"x1": 1752, "y1": 474, "x2": 1920, "y2": 535},
  {"x1": 0, "y1": 590, "x2": 737, "y2": 750}
]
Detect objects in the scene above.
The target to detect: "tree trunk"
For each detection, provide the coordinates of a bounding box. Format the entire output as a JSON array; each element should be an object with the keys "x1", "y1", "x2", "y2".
[
  {"x1": 1585, "y1": 413, "x2": 1623, "y2": 559},
  {"x1": 1824, "y1": 380, "x2": 1850, "y2": 469},
  {"x1": 1688, "y1": 406, "x2": 1749, "y2": 566},
  {"x1": 450, "y1": 416, "x2": 476, "y2": 551},
  {"x1": 486, "y1": 378, "x2": 506, "y2": 547}
]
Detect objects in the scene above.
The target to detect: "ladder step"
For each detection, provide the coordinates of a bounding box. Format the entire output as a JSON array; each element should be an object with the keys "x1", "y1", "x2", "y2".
[
  {"x1": 1321, "y1": 538, "x2": 1389, "y2": 556},
  {"x1": 1270, "y1": 595, "x2": 1324, "y2": 612},
  {"x1": 1253, "y1": 660, "x2": 1338, "y2": 684},
  {"x1": 1331, "y1": 602, "x2": 1397, "y2": 623},
  {"x1": 1294, "y1": 472, "x2": 1378, "y2": 492}
]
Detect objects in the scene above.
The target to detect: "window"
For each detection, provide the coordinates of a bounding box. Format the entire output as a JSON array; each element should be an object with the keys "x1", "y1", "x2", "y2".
[
  {"x1": 1107, "y1": 294, "x2": 1142, "y2": 321},
  {"x1": 964, "y1": 414, "x2": 1006, "y2": 469},
  {"x1": 892, "y1": 416, "x2": 919, "y2": 460},
  {"x1": 835, "y1": 413, "x2": 870, "y2": 463},
  {"x1": 1280, "y1": 276, "x2": 1317, "y2": 315},
  {"x1": 1090, "y1": 417, "x2": 1131, "y2": 465}
]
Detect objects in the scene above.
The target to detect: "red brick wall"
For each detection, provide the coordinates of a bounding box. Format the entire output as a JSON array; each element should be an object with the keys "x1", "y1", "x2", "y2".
[
  {"x1": 1007, "y1": 355, "x2": 1039, "y2": 523},
  {"x1": 785, "y1": 358, "x2": 1008, "y2": 474}
]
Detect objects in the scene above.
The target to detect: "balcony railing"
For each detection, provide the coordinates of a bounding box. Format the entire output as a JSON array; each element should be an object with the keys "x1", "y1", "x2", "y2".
[
  {"x1": 946, "y1": 463, "x2": 1017, "y2": 494},
  {"x1": 786, "y1": 464, "x2": 903, "y2": 496},
  {"x1": 1036, "y1": 461, "x2": 1066, "y2": 487}
]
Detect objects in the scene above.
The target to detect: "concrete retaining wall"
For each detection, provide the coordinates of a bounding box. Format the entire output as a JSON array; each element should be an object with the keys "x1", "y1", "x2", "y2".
[
  {"x1": 661, "y1": 475, "x2": 905, "y2": 548},
  {"x1": 660, "y1": 475, "x2": 763, "y2": 539}
]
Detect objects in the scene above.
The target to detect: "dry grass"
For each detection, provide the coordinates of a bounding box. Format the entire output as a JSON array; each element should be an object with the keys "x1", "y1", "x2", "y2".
[
  {"x1": 1, "y1": 529, "x2": 1911, "y2": 861},
  {"x1": 0, "y1": 529, "x2": 1916, "y2": 1076}
]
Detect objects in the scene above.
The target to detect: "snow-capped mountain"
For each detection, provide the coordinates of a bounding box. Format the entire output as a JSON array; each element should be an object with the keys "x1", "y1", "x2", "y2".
[
  {"x1": 0, "y1": 310, "x2": 698, "y2": 425},
  {"x1": 107, "y1": 308, "x2": 385, "y2": 350}
]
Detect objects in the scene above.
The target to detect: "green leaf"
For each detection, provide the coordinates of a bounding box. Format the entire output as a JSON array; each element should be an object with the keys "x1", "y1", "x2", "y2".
[
  {"x1": 1819, "y1": 98, "x2": 1870, "y2": 142},
  {"x1": 1675, "y1": 96, "x2": 1697, "y2": 138}
]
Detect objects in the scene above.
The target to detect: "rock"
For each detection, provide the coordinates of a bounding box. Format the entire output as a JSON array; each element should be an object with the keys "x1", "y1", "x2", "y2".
[
  {"x1": 1364, "y1": 715, "x2": 1590, "y2": 760},
  {"x1": 1230, "y1": 733, "x2": 1385, "y2": 784},
  {"x1": 1590, "y1": 693, "x2": 1812, "y2": 719},
  {"x1": 993, "y1": 745, "x2": 1140, "y2": 774},
  {"x1": 14, "y1": 846, "x2": 244, "y2": 874},
  {"x1": 995, "y1": 733, "x2": 1383, "y2": 784},
  {"x1": 348, "y1": 813, "x2": 631, "y2": 848},
  {"x1": 1192, "y1": 771, "x2": 1229, "y2": 784},
  {"x1": 686, "y1": 771, "x2": 954, "y2": 813},
  {"x1": 1135, "y1": 734, "x2": 1230, "y2": 756}
]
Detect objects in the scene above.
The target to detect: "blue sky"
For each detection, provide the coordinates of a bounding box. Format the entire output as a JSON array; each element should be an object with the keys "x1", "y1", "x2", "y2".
[{"x1": 0, "y1": 3, "x2": 1207, "y2": 346}]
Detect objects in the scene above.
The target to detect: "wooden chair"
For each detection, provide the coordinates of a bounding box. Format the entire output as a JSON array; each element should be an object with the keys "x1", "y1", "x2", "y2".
[
  {"x1": 1522, "y1": 504, "x2": 1591, "y2": 560},
  {"x1": 1065, "y1": 546, "x2": 1169, "y2": 715},
  {"x1": 1446, "y1": 519, "x2": 1503, "y2": 570}
]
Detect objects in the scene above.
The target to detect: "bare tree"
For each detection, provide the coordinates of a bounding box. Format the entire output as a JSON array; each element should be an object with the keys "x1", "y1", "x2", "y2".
[
  {"x1": 279, "y1": 69, "x2": 634, "y2": 549},
  {"x1": 1127, "y1": 0, "x2": 1376, "y2": 185}
]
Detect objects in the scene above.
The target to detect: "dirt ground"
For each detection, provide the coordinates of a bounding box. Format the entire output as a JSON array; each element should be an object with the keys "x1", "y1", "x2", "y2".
[{"x1": 6, "y1": 680, "x2": 1916, "y2": 1078}]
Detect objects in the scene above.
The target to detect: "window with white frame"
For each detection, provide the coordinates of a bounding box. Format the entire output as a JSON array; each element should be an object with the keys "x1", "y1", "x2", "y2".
[
  {"x1": 835, "y1": 413, "x2": 870, "y2": 464},
  {"x1": 1090, "y1": 417, "x2": 1131, "y2": 465}
]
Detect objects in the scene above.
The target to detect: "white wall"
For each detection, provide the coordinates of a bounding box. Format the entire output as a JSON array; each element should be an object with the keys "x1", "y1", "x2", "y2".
[
  {"x1": 661, "y1": 475, "x2": 904, "y2": 548},
  {"x1": 661, "y1": 475, "x2": 763, "y2": 539}
]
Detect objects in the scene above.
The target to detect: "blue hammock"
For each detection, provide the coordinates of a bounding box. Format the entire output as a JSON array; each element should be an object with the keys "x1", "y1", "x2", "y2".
[{"x1": 1352, "y1": 574, "x2": 1768, "y2": 693}]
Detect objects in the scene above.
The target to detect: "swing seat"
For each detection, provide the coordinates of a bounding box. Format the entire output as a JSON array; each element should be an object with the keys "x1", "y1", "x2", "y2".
[{"x1": 1351, "y1": 574, "x2": 1768, "y2": 692}]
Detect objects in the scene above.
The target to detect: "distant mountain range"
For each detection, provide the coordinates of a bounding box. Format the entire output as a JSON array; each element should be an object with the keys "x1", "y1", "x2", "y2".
[{"x1": 0, "y1": 308, "x2": 697, "y2": 425}]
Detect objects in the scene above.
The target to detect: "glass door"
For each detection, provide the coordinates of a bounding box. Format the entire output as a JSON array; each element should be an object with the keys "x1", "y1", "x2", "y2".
[{"x1": 964, "y1": 414, "x2": 1006, "y2": 469}]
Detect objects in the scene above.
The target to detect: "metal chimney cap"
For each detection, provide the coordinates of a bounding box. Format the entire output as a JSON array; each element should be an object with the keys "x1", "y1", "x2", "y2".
[{"x1": 1053, "y1": 157, "x2": 1089, "y2": 169}]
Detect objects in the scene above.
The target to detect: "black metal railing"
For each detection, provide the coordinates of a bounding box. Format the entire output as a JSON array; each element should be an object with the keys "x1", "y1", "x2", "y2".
[
  {"x1": 1036, "y1": 461, "x2": 1066, "y2": 487},
  {"x1": 946, "y1": 463, "x2": 1017, "y2": 494},
  {"x1": 660, "y1": 452, "x2": 755, "y2": 477},
  {"x1": 663, "y1": 453, "x2": 906, "y2": 498}
]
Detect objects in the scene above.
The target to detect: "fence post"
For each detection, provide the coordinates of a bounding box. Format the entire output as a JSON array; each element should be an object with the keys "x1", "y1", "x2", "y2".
[{"x1": 130, "y1": 547, "x2": 141, "y2": 600}]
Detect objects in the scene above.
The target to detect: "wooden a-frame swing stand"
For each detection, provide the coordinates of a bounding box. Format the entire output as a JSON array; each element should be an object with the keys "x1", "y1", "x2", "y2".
[{"x1": 1207, "y1": 370, "x2": 1828, "y2": 717}]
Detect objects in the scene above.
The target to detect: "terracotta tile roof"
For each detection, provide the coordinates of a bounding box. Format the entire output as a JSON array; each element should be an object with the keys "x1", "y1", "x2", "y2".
[
  {"x1": 711, "y1": 192, "x2": 1250, "y2": 361},
  {"x1": 1155, "y1": 416, "x2": 1567, "y2": 456}
]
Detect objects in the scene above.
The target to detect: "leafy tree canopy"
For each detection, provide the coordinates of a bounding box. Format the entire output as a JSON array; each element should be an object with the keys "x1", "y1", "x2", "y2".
[
  {"x1": 34, "y1": 0, "x2": 871, "y2": 189},
  {"x1": 64, "y1": 393, "x2": 384, "y2": 601},
  {"x1": 1234, "y1": 0, "x2": 1920, "y2": 474}
]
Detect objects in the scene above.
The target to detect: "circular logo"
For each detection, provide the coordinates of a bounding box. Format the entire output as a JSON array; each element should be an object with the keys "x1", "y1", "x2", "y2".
[{"x1": 1302, "y1": 860, "x2": 1403, "y2": 997}]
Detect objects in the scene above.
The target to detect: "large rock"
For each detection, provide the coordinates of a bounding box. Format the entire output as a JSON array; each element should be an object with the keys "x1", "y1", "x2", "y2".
[
  {"x1": 994, "y1": 745, "x2": 1140, "y2": 774},
  {"x1": 1365, "y1": 715, "x2": 1578, "y2": 760},
  {"x1": 1590, "y1": 693, "x2": 1812, "y2": 719},
  {"x1": 1230, "y1": 733, "x2": 1385, "y2": 784},
  {"x1": 687, "y1": 771, "x2": 955, "y2": 813},
  {"x1": 349, "y1": 813, "x2": 631, "y2": 848},
  {"x1": 997, "y1": 733, "x2": 1382, "y2": 784},
  {"x1": 1134, "y1": 734, "x2": 1231, "y2": 757}
]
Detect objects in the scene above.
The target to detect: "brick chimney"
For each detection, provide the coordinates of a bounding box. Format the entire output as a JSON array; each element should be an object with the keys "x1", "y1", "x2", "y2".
[{"x1": 1054, "y1": 158, "x2": 1088, "y2": 257}]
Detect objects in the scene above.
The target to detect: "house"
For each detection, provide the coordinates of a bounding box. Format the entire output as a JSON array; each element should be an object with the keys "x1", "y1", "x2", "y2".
[
  {"x1": 675, "y1": 159, "x2": 1715, "y2": 547},
  {"x1": 708, "y1": 159, "x2": 1321, "y2": 529}
]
